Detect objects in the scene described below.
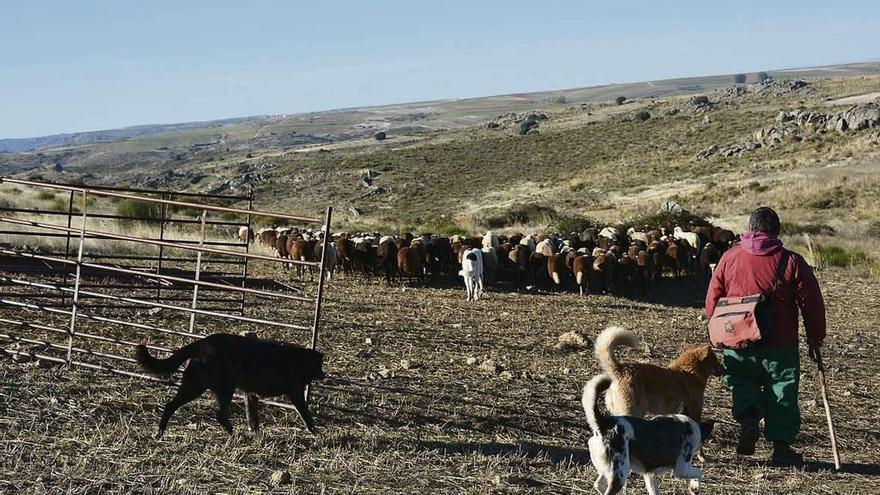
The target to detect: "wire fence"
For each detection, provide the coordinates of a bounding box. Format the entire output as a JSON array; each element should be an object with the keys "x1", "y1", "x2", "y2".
[{"x1": 0, "y1": 177, "x2": 332, "y2": 410}]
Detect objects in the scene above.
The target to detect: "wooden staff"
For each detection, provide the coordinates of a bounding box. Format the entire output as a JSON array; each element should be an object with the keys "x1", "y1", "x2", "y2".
[{"x1": 810, "y1": 345, "x2": 841, "y2": 470}]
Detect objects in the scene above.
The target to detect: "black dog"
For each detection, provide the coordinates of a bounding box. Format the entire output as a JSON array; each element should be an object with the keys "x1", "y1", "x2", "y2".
[{"x1": 135, "y1": 333, "x2": 325, "y2": 438}]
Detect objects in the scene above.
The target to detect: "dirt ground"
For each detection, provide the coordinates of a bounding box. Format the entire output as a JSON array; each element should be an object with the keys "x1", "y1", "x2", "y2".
[{"x1": 1, "y1": 267, "x2": 878, "y2": 494}]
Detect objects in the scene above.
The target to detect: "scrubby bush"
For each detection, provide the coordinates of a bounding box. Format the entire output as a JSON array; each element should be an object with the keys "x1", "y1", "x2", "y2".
[
  {"x1": 116, "y1": 199, "x2": 162, "y2": 222},
  {"x1": 734, "y1": 73, "x2": 747, "y2": 84},
  {"x1": 420, "y1": 216, "x2": 468, "y2": 236},
  {"x1": 627, "y1": 209, "x2": 712, "y2": 229},
  {"x1": 814, "y1": 243, "x2": 871, "y2": 268},
  {"x1": 867, "y1": 221, "x2": 880, "y2": 239},
  {"x1": 756, "y1": 71, "x2": 771, "y2": 82},
  {"x1": 374, "y1": 131, "x2": 387, "y2": 141},
  {"x1": 482, "y1": 203, "x2": 558, "y2": 229},
  {"x1": 634, "y1": 110, "x2": 651, "y2": 121},
  {"x1": 615, "y1": 96, "x2": 626, "y2": 105},
  {"x1": 549, "y1": 95, "x2": 568, "y2": 105},
  {"x1": 805, "y1": 186, "x2": 856, "y2": 209},
  {"x1": 36, "y1": 191, "x2": 56, "y2": 201},
  {"x1": 781, "y1": 222, "x2": 836, "y2": 236},
  {"x1": 547, "y1": 214, "x2": 598, "y2": 234}
]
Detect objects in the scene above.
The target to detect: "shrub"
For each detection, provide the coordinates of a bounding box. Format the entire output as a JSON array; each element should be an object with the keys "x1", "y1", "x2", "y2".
[
  {"x1": 116, "y1": 199, "x2": 162, "y2": 222},
  {"x1": 734, "y1": 73, "x2": 747, "y2": 84},
  {"x1": 865, "y1": 221, "x2": 880, "y2": 239},
  {"x1": 756, "y1": 71, "x2": 771, "y2": 82},
  {"x1": 627, "y1": 209, "x2": 712, "y2": 229},
  {"x1": 374, "y1": 131, "x2": 387, "y2": 141},
  {"x1": 634, "y1": 110, "x2": 651, "y2": 121},
  {"x1": 482, "y1": 203, "x2": 558, "y2": 229},
  {"x1": 814, "y1": 243, "x2": 870, "y2": 268},
  {"x1": 781, "y1": 222, "x2": 836, "y2": 236},
  {"x1": 615, "y1": 96, "x2": 626, "y2": 105},
  {"x1": 36, "y1": 191, "x2": 56, "y2": 201},
  {"x1": 549, "y1": 95, "x2": 567, "y2": 105},
  {"x1": 805, "y1": 186, "x2": 856, "y2": 209},
  {"x1": 547, "y1": 214, "x2": 598, "y2": 234},
  {"x1": 420, "y1": 217, "x2": 468, "y2": 236}
]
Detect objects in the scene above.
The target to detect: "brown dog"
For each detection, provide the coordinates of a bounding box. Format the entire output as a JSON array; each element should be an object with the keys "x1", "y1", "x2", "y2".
[{"x1": 595, "y1": 326, "x2": 723, "y2": 423}]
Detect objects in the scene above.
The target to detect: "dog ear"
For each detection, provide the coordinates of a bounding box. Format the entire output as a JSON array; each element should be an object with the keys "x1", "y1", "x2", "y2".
[{"x1": 682, "y1": 342, "x2": 697, "y2": 351}]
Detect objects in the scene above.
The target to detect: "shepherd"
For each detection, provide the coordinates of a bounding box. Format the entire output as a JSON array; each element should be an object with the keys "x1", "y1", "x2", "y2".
[{"x1": 705, "y1": 207, "x2": 826, "y2": 466}]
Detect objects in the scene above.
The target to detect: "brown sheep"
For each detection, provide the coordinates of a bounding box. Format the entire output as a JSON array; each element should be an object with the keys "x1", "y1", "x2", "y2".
[
  {"x1": 397, "y1": 246, "x2": 423, "y2": 285},
  {"x1": 257, "y1": 229, "x2": 278, "y2": 253},
  {"x1": 591, "y1": 252, "x2": 614, "y2": 294},
  {"x1": 547, "y1": 253, "x2": 566, "y2": 289},
  {"x1": 289, "y1": 238, "x2": 315, "y2": 279},
  {"x1": 276, "y1": 234, "x2": 290, "y2": 270},
  {"x1": 699, "y1": 242, "x2": 721, "y2": 279},
  {"x1": 336, "y1": 236, "x2": 355, "y2": 275},
  {"x1": 376, "y1": 239, "x2": 398, "y2": 284},
  {"x1": 572, "y1": 253, "x2": 592, "y2": 295}
]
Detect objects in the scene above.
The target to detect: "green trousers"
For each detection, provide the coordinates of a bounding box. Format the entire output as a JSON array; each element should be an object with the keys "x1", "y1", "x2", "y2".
[{"x1": 722, "y1": 345, "x2": 800, "y2": 444}]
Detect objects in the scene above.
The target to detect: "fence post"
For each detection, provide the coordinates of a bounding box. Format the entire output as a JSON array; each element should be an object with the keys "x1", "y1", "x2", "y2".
[
  {"x1": 188, "y1": 208, "x2": 208, "y2": 333},
  {"x1": 306, "y1": 206, "x2": 332, "y2": 402},
  {"x1": 239, "y1": 187, "x2": 254, "y2": 316},
  {"x1": 157, "y1": 192, "x2": 168, "y2": 302},
  {"x1": 66, "y1": 191, "x2": 88, "y2": 364},
  {"x1": 61, "y1": 190, "x2": 75, "y2": 306}
]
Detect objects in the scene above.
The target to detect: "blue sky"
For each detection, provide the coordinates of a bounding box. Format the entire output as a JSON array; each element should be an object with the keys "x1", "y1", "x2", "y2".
[{"x1": 2, "y1": 1, "x2": 878, "y2": 139}]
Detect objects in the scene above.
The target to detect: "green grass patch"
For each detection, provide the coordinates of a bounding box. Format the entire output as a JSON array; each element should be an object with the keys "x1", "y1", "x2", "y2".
[
  {"x1": 805, "y1": 186, "x2": 857, "y2": 210},
  {"x1": 36, "y1": 191, "x2": 57, "y2": 201},
  {"x1": 481, "y1": 203, "x2": 558, "y2": 229},
  {"x1": 781, "y1": 222, "x2": 836, "y2": 236},
  {"x1": 116, "y1": 199, "x2": 162, "y2": 222},
  {"x1": 813, "y1": 243, "x2": 872, "y2": 268}
]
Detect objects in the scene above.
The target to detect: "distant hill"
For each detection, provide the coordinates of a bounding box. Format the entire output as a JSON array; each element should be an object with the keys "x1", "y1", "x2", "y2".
[
  {"x1": 3, "y1": 60, "x2": 879, "y2": 154},
  {"x1": 0, "y1": 116, "x2": 269, "y2": 153}
]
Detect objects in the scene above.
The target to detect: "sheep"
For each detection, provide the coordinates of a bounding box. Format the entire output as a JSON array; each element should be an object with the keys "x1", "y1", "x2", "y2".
[
  {"x1": 519, "y1": 235, "x2": 536, "y2": 253},
  {"x1": 536, "y1": 239, "x2": 555, "y2": 257},
  {"x1": 591, "y1": 250, "x2": 614, "y2": 294},
  {"x1": 699, "y1": 242, "x2": 721, "y2": 280},
  {"x1": 313, "y1": 238, "x2": 337, "y2": 282},
  {"x1": 459, "y1": 248, "x2": 484, "y2": 301},
  {"x1": 289, "y1": 238, "x2": 315, "y2": 279},
  {"x1": 336, "y1": 235, "x2": 355, "y2": 275},
  {"x1": 256, "y1": 228, "x2": 278, "y2": 254},
  {"x1": 480, "y1": 246, "x2": 499, "y2": 283},
  {"x1": 482, "y1": 231, "x2": 499, "y2": 249},
  {"x1": 547, "y1": 253, "x2": 566, "y2": 290},
  {"x1": 238, "y1": 226, "x2": 254, "y2": 244},
  {"x1": 572, "y1": 252, "x2": 592, "y2": 295},
  {"x1": 276, "y1": 234, "x2": 290, "y2": 270},
  {"x1": 397, "y1": 246, "x2": 423, "y2": 285},
  {"x1": 375, "y1": 238, "x2": 397, "y2": 284}
]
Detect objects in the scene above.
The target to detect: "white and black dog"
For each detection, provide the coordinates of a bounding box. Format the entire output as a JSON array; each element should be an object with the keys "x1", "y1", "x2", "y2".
[{"x1": 582, "y1": 374, "x2": 703, "y2": 495}]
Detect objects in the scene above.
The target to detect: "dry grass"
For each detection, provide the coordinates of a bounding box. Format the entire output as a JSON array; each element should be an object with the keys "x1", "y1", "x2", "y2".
[{"x1": 1, "y1": 264, "x2": 878, "y2": 494}]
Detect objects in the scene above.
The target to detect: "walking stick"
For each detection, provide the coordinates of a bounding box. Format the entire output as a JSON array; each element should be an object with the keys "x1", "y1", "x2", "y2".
[{"x1": 809, "y1": 345, "x2": 841, "y2": 470}]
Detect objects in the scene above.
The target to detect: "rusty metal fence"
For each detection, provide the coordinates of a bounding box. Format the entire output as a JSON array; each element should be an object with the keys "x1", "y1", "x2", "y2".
[{"x1": 0, "y1": 177, "x2": 332, "y2": 410}]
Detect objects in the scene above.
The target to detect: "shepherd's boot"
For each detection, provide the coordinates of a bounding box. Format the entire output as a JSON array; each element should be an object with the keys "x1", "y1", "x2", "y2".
[
  {"x1": 736, "y1": 413, "x2": 760, "y2": 455},
  {"x1": 770, "y1": 442, "x2": 804, "y2": 467}
]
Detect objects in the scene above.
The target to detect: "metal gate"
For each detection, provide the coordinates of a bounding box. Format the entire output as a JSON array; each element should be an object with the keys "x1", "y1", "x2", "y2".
[{"x1": 0, "y1": 177, "x2": 331, "y2": 410}]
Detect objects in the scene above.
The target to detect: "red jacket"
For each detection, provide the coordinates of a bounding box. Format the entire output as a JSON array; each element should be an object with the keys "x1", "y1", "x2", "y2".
[{"x1": 705, "y1": 234, "x2": 826, "y2": 348}]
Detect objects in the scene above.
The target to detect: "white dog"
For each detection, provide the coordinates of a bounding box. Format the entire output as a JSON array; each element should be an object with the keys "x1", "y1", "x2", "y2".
[
  {"x1": 582, "y1": 374, "x2": 703, "y2": 495},
  {"x1": 458, "y1": 248, "x2": 484, "y2": 301}
]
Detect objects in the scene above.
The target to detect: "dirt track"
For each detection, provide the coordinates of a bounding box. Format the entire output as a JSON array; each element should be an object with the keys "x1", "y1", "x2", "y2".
[{"x1": 1, "y1": 268, "x2": 878, "y2": 494}]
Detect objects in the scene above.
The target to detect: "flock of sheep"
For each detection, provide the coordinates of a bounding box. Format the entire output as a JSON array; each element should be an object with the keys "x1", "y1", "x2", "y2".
[{"x1": 239, "y1": 222, "x2": 738, "y2": 299}]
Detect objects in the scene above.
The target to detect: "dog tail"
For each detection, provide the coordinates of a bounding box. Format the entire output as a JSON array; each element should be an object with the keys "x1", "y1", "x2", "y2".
[
  {"x1": 582, "y1": 374, "x2": 614, "y2": 434},
  {"x1": 135, "y1": 341, "x2": 200, "y2": 375},
  {"x1": 594, "y1": 325, "x2": 639, "y2": 378}
]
